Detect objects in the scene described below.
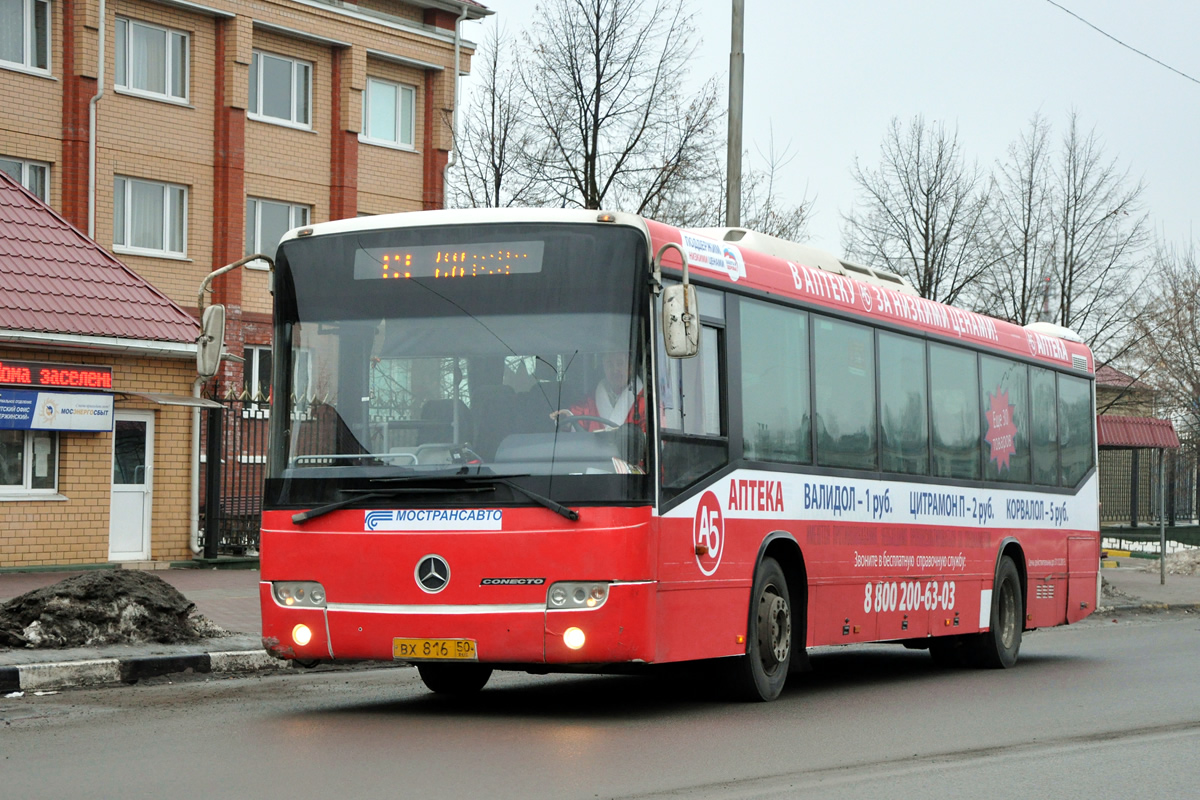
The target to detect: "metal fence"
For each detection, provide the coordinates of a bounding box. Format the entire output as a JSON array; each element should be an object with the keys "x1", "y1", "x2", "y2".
[
  {"x1": 199, "y1": 397, "x2": 269, "y2": 556},
  {"x1": 1099, "y1": 434, "x2": 1198, "y2": 527}
]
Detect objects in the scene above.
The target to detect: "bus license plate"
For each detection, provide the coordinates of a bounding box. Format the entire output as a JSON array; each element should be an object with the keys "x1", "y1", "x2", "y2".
[{"x1": 393, "y1": 638, "x2": 477, "y2": 661}]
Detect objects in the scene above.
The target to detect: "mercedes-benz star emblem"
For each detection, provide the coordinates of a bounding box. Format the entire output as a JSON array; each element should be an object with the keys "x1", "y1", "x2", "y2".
[{"x1": 415, "y1": 555, "x2": 451, "y2": 593}]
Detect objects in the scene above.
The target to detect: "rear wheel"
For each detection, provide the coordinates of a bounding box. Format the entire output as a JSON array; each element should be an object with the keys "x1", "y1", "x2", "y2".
[
  {"x1": 417, "y1": 663, "x2": 493, "y2": 695},
  {"x1": 728, "y1": 557, "x2": 792, "y2": 702},
  {"x1": 971, "y1": 556, "x2": 1023, "y2": 668}
]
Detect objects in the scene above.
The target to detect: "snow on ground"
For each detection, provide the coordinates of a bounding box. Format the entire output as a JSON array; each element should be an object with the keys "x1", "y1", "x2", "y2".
[
  {"x1": 0, "y1": 571, "x2": 229, "y2": 649},
  {"x1": 1132, "y1": 549, "x2": 1200, "y2": 577}
]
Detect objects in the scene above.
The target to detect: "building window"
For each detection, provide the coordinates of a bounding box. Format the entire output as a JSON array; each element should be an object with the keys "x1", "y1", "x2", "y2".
[
  {"x1": 249, "y1": 50, "x2": 311, "y2": 127},
  {"x1": 246, "y1": 198, "x2": 309, "y2": 262},
  {"x1": 362, "y1": 77, "x2": 416, "y2": 148},
  {"x1": 0, "y1": 0, "x2": 50, "y2": 72},
  {"x1": 0, "y1": 430, "x2": 57, "y2": 493},
  {"x1": 113, "y1": 176, "x2": 187, "y2": 257},
  {"x1": 115, "y1": 17, "x2": 189, "y2": 102},
  {"x1": 244, "y1": 346, "x2": 272, "y2": 406},
  {"x1": 0, "y1": 156, "x2": 48, "y2": 201}
]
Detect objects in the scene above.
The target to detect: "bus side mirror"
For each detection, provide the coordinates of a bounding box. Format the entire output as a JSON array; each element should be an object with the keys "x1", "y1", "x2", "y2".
[
  {"x1": 197, "y1": 304, "x2": 226, "y2": 380},
  {"x1": 662, "y1": 283, "x2": 699, "y2": 358}
]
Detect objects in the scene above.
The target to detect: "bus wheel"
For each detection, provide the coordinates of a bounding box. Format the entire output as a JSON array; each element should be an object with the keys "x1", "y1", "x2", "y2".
[
  {"x1": 972, "y1": 556, "x2": 1023, "y2": 669},
  {"x1": 417, "y1": 663, "x2": 493, "y2": 695},
  {"x1": 730, "y1": 557, "x2": 792, "y2": 701}
]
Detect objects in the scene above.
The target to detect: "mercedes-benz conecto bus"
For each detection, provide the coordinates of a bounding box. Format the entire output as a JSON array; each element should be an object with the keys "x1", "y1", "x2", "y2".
[{"x1": 258, "y1": 208, "x2": 1099, "y2": 701}]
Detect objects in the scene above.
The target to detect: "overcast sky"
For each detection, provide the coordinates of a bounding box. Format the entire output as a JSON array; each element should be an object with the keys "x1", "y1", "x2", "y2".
[{"x1": 462, "y1": 0, "x2": 1199, "y2": 254}]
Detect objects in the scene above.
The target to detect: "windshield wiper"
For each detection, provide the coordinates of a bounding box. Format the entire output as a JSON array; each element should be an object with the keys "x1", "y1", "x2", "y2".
[
  {"x1": 292, "y1": 485, "x2": 493, "y2": 524},
  {"x1": 369, "y1": 473, "x2": 580, "y2": 522},
  {"x1": 475, "y1": 477, "x2": 579, "y2": 522}
]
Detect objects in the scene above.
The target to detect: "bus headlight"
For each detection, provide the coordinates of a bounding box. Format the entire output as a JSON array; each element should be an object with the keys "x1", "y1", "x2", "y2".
[
  {"x1": 292, "y1": 624, "x2": 313, "y2": 646},
  {"x1": 563, "y1": 627, "x2": 586, "y2": 650},
  {"x1": 273, "y1": 581, "x2": 327, "y2": 608},
  {"x1": 546, "y1": 582, "x2": 608, "y2": 609}
]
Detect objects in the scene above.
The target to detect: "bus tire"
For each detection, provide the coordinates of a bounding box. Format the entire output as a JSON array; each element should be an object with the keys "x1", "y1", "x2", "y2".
[
  {"x1": 417, "y1": 663, "x2": 493, "y2": 695},
  {"x1": 972, "y1": 556, "x2": 1023, "y2": 669},
  {"x1": 728, "y1": 557, "x2": 792, "y2": 702}
]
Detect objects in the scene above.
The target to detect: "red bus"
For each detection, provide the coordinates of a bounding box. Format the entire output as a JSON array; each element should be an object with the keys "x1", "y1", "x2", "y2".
[{"x1": 259, "y1": 209, "x2": 1099, "y2": 701}]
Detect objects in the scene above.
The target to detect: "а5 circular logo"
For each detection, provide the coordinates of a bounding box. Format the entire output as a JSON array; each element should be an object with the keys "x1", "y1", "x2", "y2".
[{"x1": 693, "y1": 490, "x2": 724, "y2": 575}]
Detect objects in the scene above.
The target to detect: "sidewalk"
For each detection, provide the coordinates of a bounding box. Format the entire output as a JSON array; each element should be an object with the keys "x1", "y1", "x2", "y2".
[
  {"x1": 0, "y1": 564, "x2": 285, "y2": 694},
  {"x1": 1099, "y1": 555, "x2": 1200, "y2": 610},
  {"x1": 3, "y1": 555, "x2": 1199, "y2": 693}
]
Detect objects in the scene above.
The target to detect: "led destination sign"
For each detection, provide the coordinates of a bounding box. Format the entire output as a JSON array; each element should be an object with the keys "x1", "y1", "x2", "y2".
[
  {"x1": 0, "y1": 359, "x2": 113, "y2": 390},
  {"x1": 353, "y1": 241, "x2": 545, "y2": 280}
]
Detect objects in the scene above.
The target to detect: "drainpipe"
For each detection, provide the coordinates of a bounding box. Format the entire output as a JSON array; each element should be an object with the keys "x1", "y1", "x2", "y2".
[
  {"x1": 190, "y1": 376, "x2": 203, "y2": 553},
  {"x1": 88, "y1": 0, "x2": 107, "y2": 238},
  {"x1": 440, "y1": 2, "x2": 470, "y2": 201}
]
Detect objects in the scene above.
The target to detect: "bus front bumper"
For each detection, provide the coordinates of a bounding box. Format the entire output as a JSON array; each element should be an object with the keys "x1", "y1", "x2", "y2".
[{"x1": 261, "y1": 581, "x2": 656, "y2": 666}]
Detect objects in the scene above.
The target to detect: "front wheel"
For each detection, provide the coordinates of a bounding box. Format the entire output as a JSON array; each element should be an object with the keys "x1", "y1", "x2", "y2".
[
  {"x1": 417, "y1": 663, "x2": 493, "y2": 695},
  {"x1": 972, "y1": 556, "x2": 1024, "y2": 668},
  {"x1": 727, "y1": 557, "x2": 792, "y2": 701}
]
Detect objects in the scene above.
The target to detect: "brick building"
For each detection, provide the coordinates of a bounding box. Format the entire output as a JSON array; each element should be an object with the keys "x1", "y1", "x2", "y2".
[
  {"x1": 1, "y1": 0, "x2": 488, "y2": 396},
  {"x1": 0, "y1": 172, "x2": 204, "y2": 567}
]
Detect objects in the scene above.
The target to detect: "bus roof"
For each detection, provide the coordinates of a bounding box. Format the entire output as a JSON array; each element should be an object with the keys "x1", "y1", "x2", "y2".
[{"x1": 277, "y1": 207, "x2": 1092, "y2": 374}]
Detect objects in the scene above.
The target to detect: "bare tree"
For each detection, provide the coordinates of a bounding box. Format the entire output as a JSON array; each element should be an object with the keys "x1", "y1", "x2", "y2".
[
  {"x1": 1044, "y1": 112, "x2": 1150, "y2": 357},
  {"x1": 978, "y1": 113, "x2": 1055, "y2": 325},
  {"x1": 518, "y1": 0, "x2": 722, "y2": 212},
  {"x1": 448, "y1": 28, "x2": 548, "y2": 208},
  {"x1": 647, "y1": 133, "x2": 814, "y2": 240},
  {"x1": 842, "y1": 116, "x2": 992, "y2": 304},
  {"x1": 1128, "y1": 241, "x2": 1200, "y2": 433}
]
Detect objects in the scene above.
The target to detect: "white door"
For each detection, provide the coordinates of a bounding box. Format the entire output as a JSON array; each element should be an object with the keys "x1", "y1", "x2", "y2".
[{"x1": 109, "y1": 410, "x2": 154, "y2": 561}]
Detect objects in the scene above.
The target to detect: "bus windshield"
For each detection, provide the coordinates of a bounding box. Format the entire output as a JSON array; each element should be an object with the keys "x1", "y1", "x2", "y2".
[{"x1": 268, "y1": 222, "x2": 651, "y2": 505}]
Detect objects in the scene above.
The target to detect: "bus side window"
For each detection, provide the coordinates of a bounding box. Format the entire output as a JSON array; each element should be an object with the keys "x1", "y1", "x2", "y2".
[
  {"x1": 659, "y1": 315, "x2": 727, "y2": 495},
  {"x1": 981, "y1": 356, "x2": 1030, "y2": 483},
  {"x1": 929, "y1": 343, "x2": 981, "y2": 480},
  {"x1": 1058, "y1": 373, "x2": 1094, "y2": 487},
  {"x1": 740, "y1": 298, "x2": 810, "y2": 464},
  {"x1": 1030, "y1": 367, "x2": 1059, "y2": 485},
  {"x1": 813, "y1": 315, "x2": 877, "y2": 470}
]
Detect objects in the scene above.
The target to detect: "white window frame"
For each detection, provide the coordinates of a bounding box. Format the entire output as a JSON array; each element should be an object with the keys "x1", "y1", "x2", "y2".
[
  {"x1": 245, "y1": 197, "x2": 309, "y2": 269},
  {"x1": 0, "y1": 0, "x2": 50, "y2": 75},
  {"x1": 0, "y1": 155, "x2": 49, "y2": 201},
  {"x1": 113, "y1": 175, "x2": 188, "y2": 258},
  {"x1": 249, "y1": 50, "x2": 312, "y2": 129},
  {"x1": 114, "y1": 17, "x2": 190, "y2": 104},
  {"x1": 243, "y1": 346, "x2": 272, "y2": 412},
  {"x1": 0, "y1": 430, "x2": 59, "y2": 496},
  {"x1": 361, "y1": 76, "x2": 416, "y2": 150}
]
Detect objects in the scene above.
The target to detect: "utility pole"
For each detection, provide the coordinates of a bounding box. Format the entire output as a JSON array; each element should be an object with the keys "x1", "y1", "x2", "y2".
[
  {"x1": 725, "y1": 0, "x2": 744, "y2": 227},
  {"x1": 1038, "y1": 275, "x2": 1054, "y2": 323}
]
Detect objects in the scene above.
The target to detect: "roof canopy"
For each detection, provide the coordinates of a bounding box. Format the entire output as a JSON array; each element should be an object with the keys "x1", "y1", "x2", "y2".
[
  {"x1": 1097, "y1": 415, "x2": 1181, "y2": 449},
  {"x1": 0, "y1": 172, "x2": 198, "y2": 345}
]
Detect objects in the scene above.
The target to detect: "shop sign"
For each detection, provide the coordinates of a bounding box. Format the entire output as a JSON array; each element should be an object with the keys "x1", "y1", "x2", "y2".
[
  {"x1": 0, "y1": 389, "x2": 114, "y2": 432},
  {"x1": 0, "y1": 359, "x2": 113, "y2": 390}
]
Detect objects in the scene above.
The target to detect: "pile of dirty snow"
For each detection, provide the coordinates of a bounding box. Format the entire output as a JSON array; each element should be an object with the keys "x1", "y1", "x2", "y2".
[
  {"x1": 1133, "y1": 549, "x2": 1200, "y2": 577},
  {"x1": 0, "y1": 571, "x2": 229, "y2": 649}
]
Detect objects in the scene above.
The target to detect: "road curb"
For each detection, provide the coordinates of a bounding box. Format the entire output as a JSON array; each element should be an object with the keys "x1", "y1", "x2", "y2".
[
  {"x1": 1, "y1": 648, "x2": 287, "y2": 694},
  {"x1": 1098, "y1": 602, "x2": 1200, "y2": 613}
]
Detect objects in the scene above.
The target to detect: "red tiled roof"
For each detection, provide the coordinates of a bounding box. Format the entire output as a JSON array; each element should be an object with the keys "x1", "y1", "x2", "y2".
[
  {"x1": 1095, "y1": 364, "x2": 1153, "y2": 391},
  {"x1": 0, "y1": 172, "x2": 198, "y2": 344},
  {"x1": 1097, "y1": 415, "x2": 1181, "y2": 449}
]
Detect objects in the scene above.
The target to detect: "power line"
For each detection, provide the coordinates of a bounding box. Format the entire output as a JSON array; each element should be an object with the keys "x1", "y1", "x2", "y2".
[{"x1": 1044, "y1": 0, "x2": 1200, "y2": 87}]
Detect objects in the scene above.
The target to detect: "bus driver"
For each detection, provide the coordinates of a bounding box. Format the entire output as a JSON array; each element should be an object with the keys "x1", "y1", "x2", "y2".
[{"x1": 551, "y1": 351, "x2": 646, "y2": 432}]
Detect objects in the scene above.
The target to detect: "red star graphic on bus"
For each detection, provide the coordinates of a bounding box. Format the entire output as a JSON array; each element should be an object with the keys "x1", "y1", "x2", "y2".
[{"x1": 985, "y1": 388, "x2": 1019, "y2": 471}]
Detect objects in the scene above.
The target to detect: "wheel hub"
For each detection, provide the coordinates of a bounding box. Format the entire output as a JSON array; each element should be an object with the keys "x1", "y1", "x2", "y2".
[{"x1": 757, "y1": 587, "x2": 791, "y2": 670}]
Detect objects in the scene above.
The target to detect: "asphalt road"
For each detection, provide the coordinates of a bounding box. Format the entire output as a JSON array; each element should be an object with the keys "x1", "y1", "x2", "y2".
[{"x1": 3, "y1": 609, "x2": 1199, "y2": 800}]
